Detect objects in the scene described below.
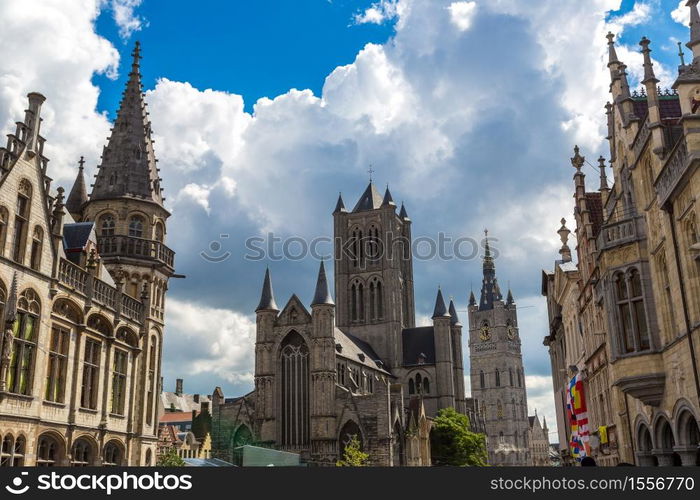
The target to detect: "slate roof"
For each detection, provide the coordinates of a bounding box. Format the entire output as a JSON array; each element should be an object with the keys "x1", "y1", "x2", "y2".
[
  {"x1": 334, "y1": 328, "x2": 389, "y2": 373},
  {"x1": 63, "y1": 222, "x2": 95, "y2": 251},
  {"x1": 631, "y1": 95, "x2": 681, "y2": 122},
  {"x1": 402, "y1": 326, "x2": 436, "y2": 366},
  {"x1": 352, "y1": 182, "x2": 383, "y2": 212}
]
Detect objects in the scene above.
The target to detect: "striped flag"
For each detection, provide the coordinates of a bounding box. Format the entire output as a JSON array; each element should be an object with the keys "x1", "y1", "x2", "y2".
[{"x1": 566, "y1": 372, "x2": 590, "y2": 461}]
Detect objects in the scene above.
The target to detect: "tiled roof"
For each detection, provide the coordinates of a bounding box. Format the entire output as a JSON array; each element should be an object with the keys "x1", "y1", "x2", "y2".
[
  {"x1": 631, "y1": 96, "x2": 681, "y2": 122},
  {"x1": 160, "y1": 411, "x2": 196, "y2": 423},
  {"x1": 334, "y1": 328, "x2": 389, "y2": 373},
  {"x1": 585, "y1": 192, "x2": 603, "y2": 237}
]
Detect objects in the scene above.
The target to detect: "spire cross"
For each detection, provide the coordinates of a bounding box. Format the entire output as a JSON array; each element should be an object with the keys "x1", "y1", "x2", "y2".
[
  {"x1": 78, "y1": 156, "x2": 85, "y2": 170},
  {"x1": 367, "y1": 164, "x2": 375, "y2": 183}
]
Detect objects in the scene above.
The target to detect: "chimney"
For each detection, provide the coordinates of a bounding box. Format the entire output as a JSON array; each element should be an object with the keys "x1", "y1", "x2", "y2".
[
  {"x1": 25, "y1": 92, "x2": 46, "y2": 157},
  {"x1": 201, "y1": 402, "x2": 210, "y2": 414},
  {"x1": 175, "y1": 378, "x2": 183, "y2": 396},
  {"x1": 193, "y1": 394, "x2": 200, "y2": 403}
]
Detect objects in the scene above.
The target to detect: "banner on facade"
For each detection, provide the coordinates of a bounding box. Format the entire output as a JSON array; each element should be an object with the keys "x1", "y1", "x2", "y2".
[{"x1": 566, "y1": 373, "x2": 590, "y2": 460}]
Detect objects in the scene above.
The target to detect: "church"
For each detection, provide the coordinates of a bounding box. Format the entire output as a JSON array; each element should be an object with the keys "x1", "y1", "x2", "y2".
[{"x1": 214, "y1": 182, "x2": 530, "y2": 466}]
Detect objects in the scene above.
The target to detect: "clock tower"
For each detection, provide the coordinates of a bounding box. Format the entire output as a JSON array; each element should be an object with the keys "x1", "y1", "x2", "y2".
[{"x1": 468, "y1": 232, "x2": 530, "y2": 465}]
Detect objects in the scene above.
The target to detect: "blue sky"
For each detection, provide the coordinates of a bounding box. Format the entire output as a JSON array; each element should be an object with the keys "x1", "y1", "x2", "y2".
[{"x1": 0, "y1": 0, "x2": 694, "y2": 440}]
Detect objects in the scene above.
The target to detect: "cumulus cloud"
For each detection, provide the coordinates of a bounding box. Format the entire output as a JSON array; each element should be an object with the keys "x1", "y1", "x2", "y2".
[
  {"x1": 448, "y1": 1, "x2": 477, "y2": 31},
  {"x1": 354, "y1": 0, "x2": 403, "y2": 25},
  {"x1": 111, "y1": 0, "x2": 147, "y2": 39},
  {"x1": 672, "y1": 0, "x2": 690, "y2": 26}
]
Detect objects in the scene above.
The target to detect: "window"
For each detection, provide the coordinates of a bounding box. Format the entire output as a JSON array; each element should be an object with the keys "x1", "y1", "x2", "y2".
[
  {"x1": 146, "y1": 336, "x2": 156, "y2": 425},
  {"x1": 111, "y1": 349, "x2": 128, "y2": 415},
  {"x1": 369, "y1": 277, "x2": 383, "y2": 321},
  {"x1": 155, "y1": 222, "x2": 164, "y2": 242},
  {"x1": 495, "y1": 369, "x2": 501, "y2": 387},
  {"x1": 409, "y1": 378, "x2": 415, "y2": 394},
  {"x1": 350, "y1": 280, "x2": 364, "y2": 323},
  {"x1": 71, "y1": 439, "x2": 91, "y2": 467},
  {"x1": 81, "y1": 339, "x2": 101, "y2": 409},
  {"x1": 1, "y1": 435, "x2": 13, "y2": 466},
  {"x1": 128, "y1": 216, "x2": 144, "y2": 238},
  {"x1": 103, "y1": 441, "x2": 121, "y2": 466},
  {"x1": 367, "y1": 224, "x2": 381, "y2": 263},
  {"x1": 497, "y1": 400, "x2": 503, "y2": 419},
  {"x1": 36, "y1": 435, "x2": 58, "y2": 466},
  {"x1": 0, "y1": 206, "x2": 8, "y2": 256},
  {"x1": 280, "y1": 332, "x2": 309, "y2": 447},
  {"x1": 512, "y1": 398, "x2": 516, "y2": 419},
  {"x1": 8, "y1": 289, "x2": 40, "y2": 395},
  {"x1": 509, "y1": 368, "x2": 514, "y2": 386},
  {"x1": 615, "y1": 269, "x2": 650, "y2": 353},
  {"x1": 12, "y1": 180, "x2": 31, "y2": 263},
  {"x1": 99, "y1": 214, "x2": 115, "y2": 236},
  {"x1": 45, "y1": 326, "x2": 69, "y2": 402},
  {"x1": 480, "y1": 370, "x2": 485, "y2": 389},
  {"x1": 517, "y1": 369, "x2": 522, "y2": 387},
  {"x1": 29, "y1": 226, "x2": 43, "y2": 270}
]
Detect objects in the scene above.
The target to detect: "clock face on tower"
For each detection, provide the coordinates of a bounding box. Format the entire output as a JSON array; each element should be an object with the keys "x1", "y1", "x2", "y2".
[
  {"x1": 479, "y1": 324, "x2": 491, "y2": 341},
  {"x1": 507, "y1": 325, "x2": 516, "y2": 339}
]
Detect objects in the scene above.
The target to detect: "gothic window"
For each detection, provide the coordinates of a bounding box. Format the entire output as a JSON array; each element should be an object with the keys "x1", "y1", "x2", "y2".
[
  {"x1": 423, "y1": 377, "x2": 429, "y2": 394},
  {"x1": 29, "y1": 226, "x2": 43, "y2": 271},
  {"x1": 0, "y1": 206, "x2": 8, "y2": 256},
  {"x1": 280, "y1": 332, "x2": 309, "y2": 448},
  {"x1": 155, "y1": 221, "x2": 164, "y2": 242},
  {"x1": 339, "y1": 420, "x2": 363, "y2": 458},
  {"x1": 8, "y1": 289, "x2": 40, "y2": 395},
  {"x1": 512, "y1": 398, "x2": 516, "y2": 419},
  {"x1": 145, "y1": 449, "x2": 152, "y2": 466},
  {"x1": 12, "y1": 179, "x2": 32, "y2": 263},
  {"x1": 499, "y1": 431, "x2": 504, "y2": 443},
  {"x1": 514, "y1": 430, "x2": 519, "y2": 448},
  {"x1": 614, "y1": 269, "x2": 650, "y2": 353},
  {"x1": 409, "y1": 378, "x2": 415, "y2": 394},
  {"x1": 103, "y1": 441, "x2": 122, "y2": 466},
  {"x1": 495, "y1": 368, "x2": 501, "y2": 387},
  {"x1": 497, "y1": 400, "x2": 503, "y2": 419},
  {"x1": 36, "y1": 434, "x2": 59, "y2": 466},
  {"x1": 509, "y1": 368, "x2": 514, "y2": 386},
  {"x1": 111, "y1": 349, "x2": 128, "y2": 415},
  {"x1": 80, "y1": 339, "x2": 101, "y2": 409},
  {"x1": 146, "y1": 335, "x2": 157, "y2": 425},
  {"x1": 517, "y1": 369, "x2": 522, "y2": 387},
  {"x1": 480, "y1": 370, "x2": 485, "y2": 389},
  {"x1": 367, "y1": 224, "x2": 381, "y2": 264},
  {"x1": 99, "y1": 214, "x2": 115, "y2": 236},
  {"x1": 350, "y1": 280, "x2": 364, "y2": 323},
  {"x1": 45, "y1": 326, "x2": 69, "y2": 403},
  {"x1": 71, "y1": 439, "x2": 92, "y2": 467},
  {"x1": 369, "y1": 277, "x2": 383, "y2": 321},
  {"x1": 0, "y1": 435, "x2": 24, "y2": 466},
  {"x1": 350, "y1": 227, "x2": 364, "y2": 268},
  {"x1": 128, "y1": 215, "x2": 144, "y2": 238}
]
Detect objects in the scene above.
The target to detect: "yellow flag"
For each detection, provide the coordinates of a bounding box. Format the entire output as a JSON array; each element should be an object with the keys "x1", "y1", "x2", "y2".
[{"x1": 598, "y1": 426, "x2": 608, "y2": 444}]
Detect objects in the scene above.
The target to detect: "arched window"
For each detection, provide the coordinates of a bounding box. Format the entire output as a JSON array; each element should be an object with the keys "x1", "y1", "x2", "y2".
[
  {"x1": 103, "y1": 441, "x2": 122, "y2": 466},
  {"x1": 80, "y1": 339, "x2": 101, "y2": 409},
  {"x1": 514, "y1": 430, "x2": 519, "y2": 448},
  {"x1": 36, "y1": 434, "x2": 59, "y2": 466},
  {"x1": 615, "y1": 269, "x2": 650, "y2": 353},
  {"x1": 367, "y1": 224, "x2": 381, "y2": 264},
  {"x1": 155, "y1": 222, "x2": 164, "y2": 242},
  {"x1": 350, "y1": 280, "x2": 364, "y2": 323},
  {"x1": 45, "y1": 325, "x2": 70, "y2": 403},
  {"x1": 111, "y1": 349, "x2": 128, "y2": 415},
  {"x1": 369, "y1": 277, "x2": 383, "y2": 321},
  {"x1": 29, "y1": 226, "x2": 43, "y2": 271},
  {"x1": 128, "y1": 215, "x2": 144, "y2": 238},
  {"x1": 0, "y1": 206, "x2": 8, "y2": 256},
  {"x1": 495, "y1": 369, "x2": 501, "y2": 387},
  {"x1": 517, "y1": 369, "x2": 522, "y2": 387},
  {"x1": 8, "y1": 289, "x2": 40, "y2": 395},
  {"x1": 423, "y1": 377, "x2": 430, "y2": 394},
  {"x1": 145, "y1": 449, "x2": 152, "y2": 466},
  {"x1": 71, "y1": 439, "x2": 92, "y2": 467},
  {"x1": 280, "y1": 332, "x2": 309, "y2": 448},
  {"x1": 512, "y1": 398, "x2": 516, "y2": 419},
  {"x1": 12, "y1": 179, "x2": 32, "y2": 263},
  {"x1": 99, "y1": 214, "x2": 115, "y2": 236},
  {"x1": 509, "y1": 368, "x2": 514, "y2": 386},
  {"x1": 1, "y1": 434, "x2": 13, "y2": 466},
  {"x1": 497, "y1": 400, "x2": 503, "y2": 419},
  {"x1": 408, "y1": 378, "x2": 415, "y2": 394},
  {"x1": 480, "y1": 370, "x2": 485, "y2": 389}
]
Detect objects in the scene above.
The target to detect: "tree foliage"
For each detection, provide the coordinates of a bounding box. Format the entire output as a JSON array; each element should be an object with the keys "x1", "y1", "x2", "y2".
[
  {"x1": 336, "y1": 435, "x2": 369, "y2": 467},
  {"x1": 157, "y1": 448, "x2": 186, "y2": 467},
  {"x1": 430, "y1": 407, "x2": 487, "y2": 466}
]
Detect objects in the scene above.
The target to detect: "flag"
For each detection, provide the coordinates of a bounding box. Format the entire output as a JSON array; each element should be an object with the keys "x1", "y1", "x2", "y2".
[
  {"x1": 599, "y1": 426, "x2": 608, "y2": 445},
  {"x1": 566, "y1": 372, "x2": 590, "y2": 461}
]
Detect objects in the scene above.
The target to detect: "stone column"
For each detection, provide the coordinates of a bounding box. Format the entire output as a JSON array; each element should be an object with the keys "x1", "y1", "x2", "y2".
[
  {"x1": 673, "y1": 445, "x2": 699, "y2": 466},
  {"x1": 635, "y1": 451, "x2": 656, "y2": 466},
  {"x1": 651, "y1": 449, "x2": 675, "y2": 466}
]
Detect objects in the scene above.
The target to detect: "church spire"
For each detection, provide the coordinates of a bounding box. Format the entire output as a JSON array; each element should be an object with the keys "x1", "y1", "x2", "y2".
[
  {"x1": 256, "y1": 267, "x2": 279, "y2": 312},
  {"x1": 90, "y1": 42, "x2": 164, "y2": 206},
  {"x1": 448, "y1": 298, "x2": 460, "y2": 325},
  {"x1": 65, "y1": 156, "x2": 88, "y2": 219},
  {"x1": 382, "y1": 185, "x2": 396, "y2": 208},
  {"x1": 468, "y1": 290, "x2": 476, "y2": 307},
  {"x1": 311, "y1": 261, "x2": 334, "y2": 306},
  {"x1": 334, "y1": 192, "x2": 346, "y2": 213},
  {"x1": 399, "y1": 202, "x2": 409, "y2": 220},
  {"x1": 432, "y1": 288, "x2": 449, "y2": 318},
  {"x1": 479, "y1": 230, "x2": 500, "y2": 310}
]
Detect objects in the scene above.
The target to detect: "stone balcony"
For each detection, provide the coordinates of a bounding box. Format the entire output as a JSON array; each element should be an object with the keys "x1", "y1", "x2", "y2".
[{"x1": 97, "y1": 235, "x2": 175, "y2": 270}]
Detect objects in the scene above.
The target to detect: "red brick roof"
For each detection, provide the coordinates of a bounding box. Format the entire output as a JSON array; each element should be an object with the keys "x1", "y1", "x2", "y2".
[{"x1": 585, "y1": 192, "x2": 603, "y2": 237}]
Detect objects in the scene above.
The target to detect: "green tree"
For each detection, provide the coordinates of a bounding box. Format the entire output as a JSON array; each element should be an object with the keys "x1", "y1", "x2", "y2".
[
  {"x1": 157, "y1": 448, "x2": 186, "y2": 467},
  {"x1": 430, "y1": 407, "x2": 487, "y2": 466},
  {"x1": 336, "y1": 435, "x2": 369, "y2": 467}
]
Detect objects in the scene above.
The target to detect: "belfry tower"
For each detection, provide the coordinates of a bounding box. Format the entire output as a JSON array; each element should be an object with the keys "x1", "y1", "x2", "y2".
[
  {"x1": 468, "y1": 232, "x2": 530, "y2": 465},
  {"x1": 70, "y1": 42, "x2": 176, "y2": 461}
]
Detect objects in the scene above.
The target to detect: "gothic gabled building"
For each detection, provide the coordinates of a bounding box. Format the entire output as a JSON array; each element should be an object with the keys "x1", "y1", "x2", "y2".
[
  {"x1": 0, "y1": 42, "x2": 175, "y2": 466},
  {"x1": 214, "y1": 182, "x2": 467, "y2": 466},
  {"x1": 468, "y1": 234, "x2": 531, "y2": 465}
]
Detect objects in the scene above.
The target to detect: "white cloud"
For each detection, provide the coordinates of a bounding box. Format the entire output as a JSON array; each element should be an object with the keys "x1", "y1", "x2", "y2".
[
  {"x1": 111, "y1": 0, "x2": 146, "y2": 39},
  {"x1": 354, "y1": 0, "x2": 403, "y2": 25},
  {"x1": 526, "y1": 375, "x2": 559, "y2": 440},
  {"x1": 606, "y1": 1, "x2": 654, "y2": 34},
  {"x1": 448, "y1": 1, "x2": 477, "y2": 31},
  {"x1": 672, "y1": 0, "x2": 690, "y2": 26}
]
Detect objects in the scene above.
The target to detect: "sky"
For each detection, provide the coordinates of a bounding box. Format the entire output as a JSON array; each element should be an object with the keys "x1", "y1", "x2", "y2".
[{"x1": 0, "y1": 0, "x2": 693, "y2": 442}]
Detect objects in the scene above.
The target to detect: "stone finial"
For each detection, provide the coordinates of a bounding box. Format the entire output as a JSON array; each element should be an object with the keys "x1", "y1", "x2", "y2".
[
  {"x1": 598, "y1": 157, "x2": 610, "y2": 193},
  {"x1": 557, "y1": 218, "x2": 572, "y2": 262},
  {"x1": 570, "y1": 145, "x2": 584, "y2": 172},
  {"x1": 640, "y1": 37, "x2": 658, "y2": 85},
  {"x1": 606, "y1": 32, "x2": 619, "y2": 66},
  {"x1": 87, "y1": 248, "x2": 98, "y2": 270}
]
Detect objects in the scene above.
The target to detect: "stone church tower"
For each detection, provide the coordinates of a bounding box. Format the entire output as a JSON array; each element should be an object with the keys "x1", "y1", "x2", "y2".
[{"x1": 468, "y1": 233, "x2": 530, "y2": 465}]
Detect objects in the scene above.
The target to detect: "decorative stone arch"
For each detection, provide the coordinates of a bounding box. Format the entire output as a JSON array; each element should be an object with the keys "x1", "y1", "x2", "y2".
[
  {"x1": 18, "y1": 287, "x2": 41, "y2": 314},
  {"x1": 71, "y1": 434, "x2": 99, "y2": 466},
  {"x1": 407, "y1": 369, "x2": 431, "y2": 396},
  {"x1": 278, "y1": 330, "x2": 310, "y2": 448},
  {"x1": 338, "y1": 419, "x2": 364, "y2": 457},
  {"x1": 154, "y1": 219, "x2": 165, "y2": 242},
  {"x1": 127, "y1": 210, "x2": 150, "y2": 238},
  {"x1": 116, "y1": 325, "x2": 139, "y2": 347},
  {"x1": 102, "y1": 439, "x2": 126, "y2": 466},
  {"x1": 231, "y1": 424, "x2": 253, "y2": 448},
  {"x1": 652, "y1": 413, "x2": 676, "y2": 451},
  {"x1": 52, "y1": 297, "x2": 84, "y2": 324},
  {"x1": 634, "y1": 416, "x2": 654, "y2": 452},
  {"x1": 36, "y1": 430, "x2": 67, "y2": 466},
  {"x1": 367, "y1": 274, "x2": 384, "y2": 321},
  {"x1": 86, "y1": 313, "x2": 113, "y2": 337}
]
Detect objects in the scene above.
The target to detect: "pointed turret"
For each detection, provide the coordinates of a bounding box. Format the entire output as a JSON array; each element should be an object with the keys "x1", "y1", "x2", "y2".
[
  {"x1": 352, "y1": 182, "x2": 383, "y2": 212},
  {"x1": 506, "y1": 289, "x2": 514, "y2": 306},
  {"x1": 333, "y1": 193, "x2": 346, "y2": 213},
  {"x1": 90, "y1": 42, "x2": 163, "y2": 205},
  {"x1": 468, "y1": 290, "x2": 476, "y2": 307},
  {"x1": 432, "y1": 288, "x2": 449, "y2": 318},
  {"x1": 399, "y1": 202, "x2": 409, "y2": 220},
  {"x1": 311, "y1": 261, "x2": 334, "y2": 306},
  {"x1": 479, "y1": 230, "x2": 501, "y2": 310},
  {"x1": 688, "y1": 0, "x2": 700, "y2": 59},
  {"x1": 448, "y1": 299, "x2": 460, "y2": 326},
  {"x1": 382, "y1": 185, "x2": 396, "y2": 208},
  {"x1": 640, "y1": 37, "x2": 658, "y2": 85},
  {"x1": 65, "y1": 157, "x2": 88, "y2": 219},
  {"x1": 256, "y1": 267, "x2": 279, "y2": 312},
  {"x1": 598, "y1": 157, "x2": 610, "y2": 195}
]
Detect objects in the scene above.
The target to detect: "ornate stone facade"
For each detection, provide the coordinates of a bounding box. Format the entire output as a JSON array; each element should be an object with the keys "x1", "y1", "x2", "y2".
[
  {"x1": 542, "y1": 5, "x2": 700, "y2": 467},
  {"x1": 0, "y1": 43, "x2": 175, "y2": 466}
]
